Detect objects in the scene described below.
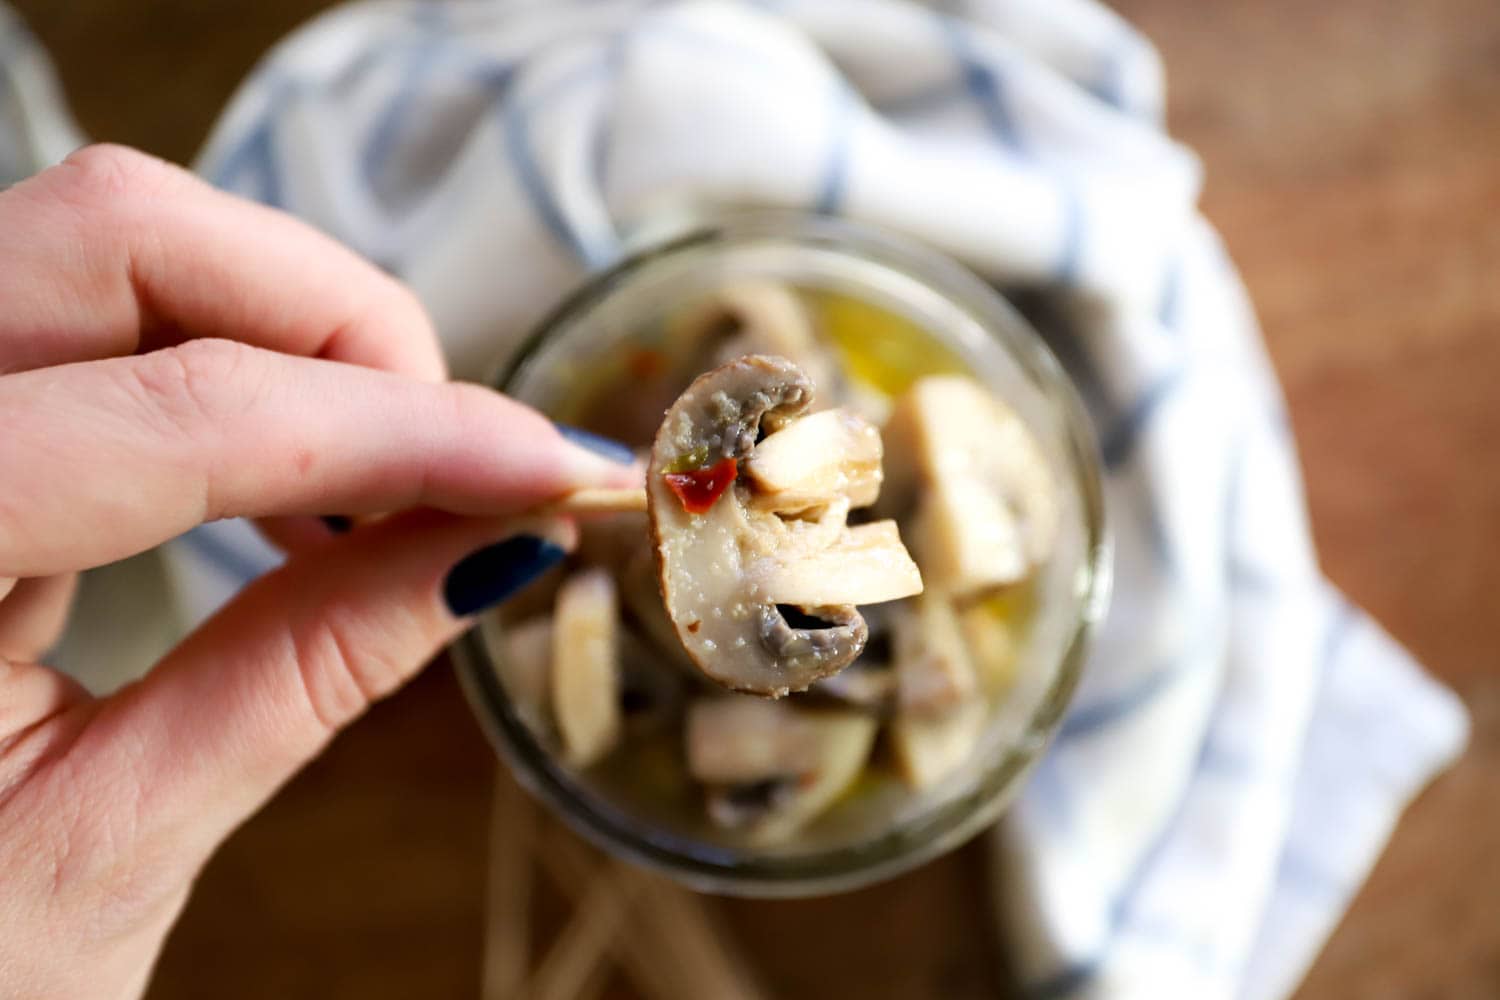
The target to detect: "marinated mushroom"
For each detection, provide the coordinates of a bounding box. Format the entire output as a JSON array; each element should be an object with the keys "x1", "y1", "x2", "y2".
[
  {"x1": 960, "y1": 604, "x2": 1018, "y2": 693},
  {"x1": 893, "y1": 594, "x2": 978, "y2": 717},
  {"x1": 647, "y1": 354, "x2": 923, "y2": 697},
  {"x1": 686, "y1": 698, "x2": 821, "y2": 785},
  {"x1": 890, "y1": 699, "x2": 987, "y2": 790},
  {"x1": 496, "y1": 615, "x2": 552, "y2": 733},
  {"x1": 885, "y1": 598, "x2": 1011, "y2": 787},
  {"x1": 551, "y1": 569, "x2": 622, "y2": 767},
  {"x1": 811, "y1": 657, "x2": 896, "y2": 711},
  {"x1": 686, "y1": 698, "x2": 877, "y2": 842},
  {"x1": 882, "y1": 375, "x2": 1059, "y2": 598}
]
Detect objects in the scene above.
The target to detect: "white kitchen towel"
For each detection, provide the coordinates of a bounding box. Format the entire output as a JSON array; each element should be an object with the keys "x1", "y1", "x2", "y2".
[{"x1": 0, "y1": 2, "x2": 1469, "y2": 998}]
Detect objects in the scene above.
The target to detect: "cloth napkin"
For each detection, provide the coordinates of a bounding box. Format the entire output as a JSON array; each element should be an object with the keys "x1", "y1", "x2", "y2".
[{"x1": 1, "y1": 2, "x2": 1470, "y2": 997}]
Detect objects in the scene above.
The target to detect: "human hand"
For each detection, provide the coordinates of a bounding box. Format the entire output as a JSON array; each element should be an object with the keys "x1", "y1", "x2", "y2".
[{"x1": 0, "y1": 145, "x2": 634, "y2": 998}]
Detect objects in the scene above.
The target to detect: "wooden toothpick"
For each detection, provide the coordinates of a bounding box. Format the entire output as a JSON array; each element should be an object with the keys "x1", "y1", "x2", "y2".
[{"x1": 534, "y1": 487, "x2": 648, "y2": 516}]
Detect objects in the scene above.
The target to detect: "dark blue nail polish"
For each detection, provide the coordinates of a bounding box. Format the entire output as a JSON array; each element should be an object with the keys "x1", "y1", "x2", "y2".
[
  {"x1": 322, "y1": 515, "x2": 353, "y2": 534},
  {"x1": 555, "y1": 423, "x2": 636, "y2": 465},
  {"x1": 443, "y1": 535, "x2": 566, "y2": 617}
]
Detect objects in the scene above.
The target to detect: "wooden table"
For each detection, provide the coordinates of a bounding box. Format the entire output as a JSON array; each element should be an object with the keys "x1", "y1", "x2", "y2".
[{"x1": 12, "y1": 0, "x2": 1498, "y2": 996}]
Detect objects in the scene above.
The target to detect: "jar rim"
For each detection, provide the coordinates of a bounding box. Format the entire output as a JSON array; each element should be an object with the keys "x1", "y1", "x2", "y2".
[{"x1": 452, "y1": 211, "x2": 1112, "y2": 897}]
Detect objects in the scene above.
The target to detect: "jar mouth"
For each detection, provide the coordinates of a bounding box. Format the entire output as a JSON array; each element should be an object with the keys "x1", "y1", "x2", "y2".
[{"x1": 452, "y1": 211, "x2": 1112, "y2": 897}]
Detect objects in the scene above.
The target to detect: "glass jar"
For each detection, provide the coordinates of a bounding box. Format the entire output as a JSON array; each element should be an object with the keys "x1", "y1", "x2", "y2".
[{"x1": 451, "y1": 213, "x2": 1110, "y2": 897}]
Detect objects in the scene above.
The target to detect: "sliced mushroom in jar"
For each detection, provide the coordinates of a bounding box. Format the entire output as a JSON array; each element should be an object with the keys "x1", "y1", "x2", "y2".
[
  {"x1": 893, "y1": 593, "x2": 978, "y2": 717},
  {"x1": 685, "y1": 697, "x2": 821, "y2": 785},
  {"x1": 494, "y1": 615, "x2": 552, "y2": 734},
  {"x1": 960, "y1": 603, "x2": 1018, "y2": 694},
  {"x1": 647, "y1": 355, "x2": 923, "y2": 697},
  {"x1": 811, "y1": 658, "x2": 896, "y2": 712},
  {"x1": 882, "y1": 375, "x2": 1059, "y2": 598},
  {"x1": 551, "y1": 569, "x2": 622, "y2": 767},
  {"x1": 697, "y1": 707, "x2": 878, "y2": 844},
  {"x1": 890, "y1": 699, "x2": 987, "y2": 791}
]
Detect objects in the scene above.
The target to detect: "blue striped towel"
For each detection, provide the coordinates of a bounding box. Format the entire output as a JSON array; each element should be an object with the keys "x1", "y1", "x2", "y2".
[{"x1": 2, "y1": 2, "x2": 1469, "y2": 997}]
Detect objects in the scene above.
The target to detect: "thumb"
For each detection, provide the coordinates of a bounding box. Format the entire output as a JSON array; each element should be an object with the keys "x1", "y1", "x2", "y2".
[{"x1": 80, "y1": 509, "x2": 573, "y2": 867}]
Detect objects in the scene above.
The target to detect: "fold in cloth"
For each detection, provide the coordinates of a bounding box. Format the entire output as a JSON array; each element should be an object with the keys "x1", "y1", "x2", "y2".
[{"x1": 0, "y1": 2, "x2": 1467, "y2": 997}]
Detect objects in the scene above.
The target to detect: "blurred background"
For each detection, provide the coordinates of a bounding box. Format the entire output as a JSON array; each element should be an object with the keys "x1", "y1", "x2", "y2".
[{"x1": 9, "y1": 0, "x2": 1498, "y2": 997}]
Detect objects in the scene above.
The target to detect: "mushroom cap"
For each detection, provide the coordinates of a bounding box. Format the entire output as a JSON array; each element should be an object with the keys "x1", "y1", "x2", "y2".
[{"x1": 647, "y1": 355, "x2": 870, "y2": 697}]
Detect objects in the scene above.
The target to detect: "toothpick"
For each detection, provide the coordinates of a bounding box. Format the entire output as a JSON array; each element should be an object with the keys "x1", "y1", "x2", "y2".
[{"x1": 534, "y1": 487, "x2": 648, "y2": 516}]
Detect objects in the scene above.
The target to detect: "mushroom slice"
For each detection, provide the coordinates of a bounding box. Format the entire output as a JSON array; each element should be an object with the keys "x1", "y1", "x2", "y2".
[
  {"x1": 744, "y1": 407, "x2": 883, "y2": 509},
  {"x1": 704, "y1": 778, "x2": 802, "y2": 831},
  {"x1": 893, "y1": 594, "x2": 979, "y2": 717},
  {"x1": 685, "y1": 697, "x2": 821, "y2": 785},
  {"x1": 749, "y1": 520, "x2": 923, "y2": 609},
  {"x1": 667, "y1": 281, "x2": 839, "y2": 396},
  {"x1": 883, "y1": 375, "x2": 1058, "y2": 597},
  {"x1": 648, "y1": 355, "x2": 894, "y2": 696},
  {"x1": 960, "y1": 604, "x2": 1018, "y2": 694},
  {"x1": 704, "y1": 710, "x2": 878, "y2": 843},
  {"x1": 812, "y1": 659, "x2": 896, "y2": 711},
  {"x1": 551, "y1": 569, "x2": 622, "y2": 767},
  {"x1": 496, "y1": 615, "x2": 552, "y2": 733},
  {"x1": 890, "y1": 699, "x2": 987, "y2": 791}
]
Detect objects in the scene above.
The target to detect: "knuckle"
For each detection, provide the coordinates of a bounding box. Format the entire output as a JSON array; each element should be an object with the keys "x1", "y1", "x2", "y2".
[
  {"x1": 53, "y1": 143, "x2": 182, "y2": 214},
  {"x1": 288, "y1": 604, "x2": 414, "y2": 738},
  {"x1": 127, "y1": 339, "x2": 261, "y2": 436}
]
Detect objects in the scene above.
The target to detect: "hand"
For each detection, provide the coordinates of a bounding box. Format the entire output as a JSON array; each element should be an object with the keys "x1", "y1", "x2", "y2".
[{"x1": 0, "y1": 145, "x2": 634, "y2": 998}]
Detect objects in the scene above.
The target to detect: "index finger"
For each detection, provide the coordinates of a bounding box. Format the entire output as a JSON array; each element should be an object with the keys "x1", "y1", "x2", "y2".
[
  {"x1": 0, "y1": 144, "x2": 445, "y2": 380},
  {"x1": 0, "y1": 342, "x2": 640, "y2": 578}
]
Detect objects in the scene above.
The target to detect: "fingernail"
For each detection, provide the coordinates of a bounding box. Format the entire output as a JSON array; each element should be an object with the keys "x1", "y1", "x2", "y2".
[
  {"x1": 322, "y1": 515, "x2": 353, "y2": 535},
  {"x1": 443, "y1": 534, "x2": 566, "y2": 618},
  {"x1": 555, "y1": 423, "x2": 636, "y2": 465}
]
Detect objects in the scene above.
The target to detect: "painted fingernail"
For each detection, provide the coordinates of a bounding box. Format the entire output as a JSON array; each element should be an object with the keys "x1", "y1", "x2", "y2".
[
  {"x1": 555, "y1": 423, "x2": 636, "y2": 465},
  {"x1": 322, "y1": 515, "x2": 353, "y2": 535},
  {"x1": 443, "y1": 534, "x2": 566, "y2": 618}
]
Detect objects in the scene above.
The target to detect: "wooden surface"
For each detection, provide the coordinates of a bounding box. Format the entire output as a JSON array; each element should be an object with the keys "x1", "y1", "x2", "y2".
[{"x1": 11, "y1": 0, "x2": 1499, "y2": 996}]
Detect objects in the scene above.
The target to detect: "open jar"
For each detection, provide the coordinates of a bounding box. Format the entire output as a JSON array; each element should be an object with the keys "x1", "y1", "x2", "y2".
[{"x1": 451, "y1": 213, "x2": 1109, "y2": 896}]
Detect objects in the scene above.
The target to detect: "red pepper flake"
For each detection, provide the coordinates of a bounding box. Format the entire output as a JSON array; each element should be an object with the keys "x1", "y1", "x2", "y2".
[{"x1": 664, "y1": 457, "x2": 737, "y2": 514}]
